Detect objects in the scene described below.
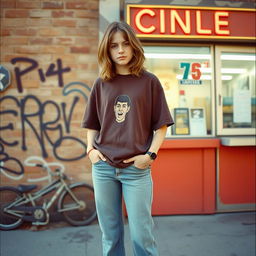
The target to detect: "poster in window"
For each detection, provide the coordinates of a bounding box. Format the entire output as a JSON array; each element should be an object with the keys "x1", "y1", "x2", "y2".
[
  {"x1": 173, "y1": 108, "x2": 190, "y2": 135},
  {"x1": 190, "y1": 108, "x2": 207, "y2": 136},
  {"x1": 233, "y1": 89, "x2": 251, "y2": 124}
]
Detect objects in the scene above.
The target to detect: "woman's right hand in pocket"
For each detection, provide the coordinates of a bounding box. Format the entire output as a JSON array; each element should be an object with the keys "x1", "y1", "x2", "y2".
[{"x1": 88, "y1": 149, "x2": 106, "y2": 164}]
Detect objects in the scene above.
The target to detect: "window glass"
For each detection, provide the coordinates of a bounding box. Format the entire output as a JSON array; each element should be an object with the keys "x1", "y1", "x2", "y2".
[
  {"x1": 220, "y1": 52, "x2": 256, "y2": 130},
  {"x1": 144, "y1": 46, "x2": 213, "y2": 137}
]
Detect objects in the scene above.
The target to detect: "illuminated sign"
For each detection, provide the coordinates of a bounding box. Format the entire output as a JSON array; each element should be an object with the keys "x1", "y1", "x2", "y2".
[{"x1": 126, "y1": 5, "x2": 256, "y2": 40}]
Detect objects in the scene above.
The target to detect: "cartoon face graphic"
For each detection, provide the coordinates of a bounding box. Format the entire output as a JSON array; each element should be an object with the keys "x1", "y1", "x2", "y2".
[{"x1": 114, "y1": 95, "x2": 131, "y2": 123}]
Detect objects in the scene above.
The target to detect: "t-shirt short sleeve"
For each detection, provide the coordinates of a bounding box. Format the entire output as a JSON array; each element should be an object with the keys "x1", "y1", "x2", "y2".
[
  {"x1": 81, "y1": 80, "x2": 101, "y2": 130},
  {"x1": 151, "y1": 75, "x2": 174, "y2": 131}
]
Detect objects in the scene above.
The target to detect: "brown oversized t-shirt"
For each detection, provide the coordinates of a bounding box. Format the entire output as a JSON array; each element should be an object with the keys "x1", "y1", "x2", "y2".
[{"x1": 81, "y1": 70, "x2": 174, "y2": 168}]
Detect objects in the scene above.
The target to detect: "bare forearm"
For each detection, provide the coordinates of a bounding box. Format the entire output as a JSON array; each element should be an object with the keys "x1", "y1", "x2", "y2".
[
  {"x1": 86, "y1": 129, "x2": 99, "y2": 152},
  {"x1": 148, "y1": 125, "x2": 167, "y2": 154},
  {"x1": 86, "y1": 129, "x2": 106, "y2": 162}
]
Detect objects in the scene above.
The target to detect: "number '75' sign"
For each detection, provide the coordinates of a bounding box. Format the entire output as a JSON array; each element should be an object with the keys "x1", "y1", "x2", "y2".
[{"x1": 180, "y1": 62, "x2": 202, "y2": 80}]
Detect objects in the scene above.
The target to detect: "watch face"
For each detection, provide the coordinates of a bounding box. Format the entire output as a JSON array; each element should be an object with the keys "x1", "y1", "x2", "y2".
[
  {"x1": 150, "y1": 153, "x2": 157, "y2": 160},
  {"x1": 147, "y1": 152, "x2": 157, "y2": 160}
]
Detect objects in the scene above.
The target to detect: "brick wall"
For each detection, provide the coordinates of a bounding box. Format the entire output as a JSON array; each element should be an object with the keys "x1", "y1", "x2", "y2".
[{"x1": 0, "y1": 0, "x2": 99, "y2": 187}]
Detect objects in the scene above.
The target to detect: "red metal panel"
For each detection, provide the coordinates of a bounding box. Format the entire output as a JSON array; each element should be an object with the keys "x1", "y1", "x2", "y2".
[
  {"x1": 203, "y1": 148, "x2": 216, "y2": 213},
  {"x1": 219, "y1": 146, "x2": 256, "y2": 204},
  {"x1": 161, "y1": 138, "x2": 220, "y2": 149},
  {"x1": 151, "y1": 139, "x2": 217, "y2": 215}
]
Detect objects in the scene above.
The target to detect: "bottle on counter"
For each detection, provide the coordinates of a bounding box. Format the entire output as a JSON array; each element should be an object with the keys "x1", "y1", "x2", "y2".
[{"x1": 179, "y1": 89, "x2": 187, "y2": 107}]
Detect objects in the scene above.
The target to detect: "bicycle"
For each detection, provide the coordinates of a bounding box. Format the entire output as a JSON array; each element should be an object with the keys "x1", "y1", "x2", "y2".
[{"x1": 0, "y1": 157, "x2": 97, "y2": 230}]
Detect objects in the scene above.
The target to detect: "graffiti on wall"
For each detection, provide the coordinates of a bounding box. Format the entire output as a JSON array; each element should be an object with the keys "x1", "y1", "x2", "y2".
[
  {"x1": 0, "y1": 142, "x2": 24, "y2": 180},
  {"x1": 11, "y1": 57, "x2": 71, "y2": 93},
  {"x1": 24, "y1": 156, "x2": 65, "y2": 183},
  {"x1": 0, "y1": 57, "x2": 91, "y2": 181}
]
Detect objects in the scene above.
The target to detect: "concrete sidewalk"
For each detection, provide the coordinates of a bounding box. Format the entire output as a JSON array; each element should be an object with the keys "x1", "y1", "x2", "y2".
[{"x1": 0, "y1": 212, "x2": 255, "y2": 256}]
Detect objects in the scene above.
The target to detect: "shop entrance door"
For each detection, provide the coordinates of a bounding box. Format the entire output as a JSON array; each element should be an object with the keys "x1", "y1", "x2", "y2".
[
  {"x1": 215, "y1": 46, "x2": 256, "y2": 212},
  {"x1": 215, "y1": 46, "x2": 255, "y2": 135}
]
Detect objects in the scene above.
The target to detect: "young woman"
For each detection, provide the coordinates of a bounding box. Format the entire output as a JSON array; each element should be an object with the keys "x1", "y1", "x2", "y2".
[{"x1": 81, "y1": 21, "x2": 174, "y2": 256}]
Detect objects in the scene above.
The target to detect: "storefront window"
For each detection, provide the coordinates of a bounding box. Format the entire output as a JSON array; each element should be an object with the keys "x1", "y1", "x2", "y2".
[
  {"x1": 144, "y1": 46, "x2": 214, "y2": 137},
  {"x1": 216, "y1": 46, "x2": 256, "y2": 135}
]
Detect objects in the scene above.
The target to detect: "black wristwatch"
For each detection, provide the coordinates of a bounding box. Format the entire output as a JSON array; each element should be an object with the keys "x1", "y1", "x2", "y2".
[{"x1": 146, "y1": 152, "x2": 157, "y2": 160}]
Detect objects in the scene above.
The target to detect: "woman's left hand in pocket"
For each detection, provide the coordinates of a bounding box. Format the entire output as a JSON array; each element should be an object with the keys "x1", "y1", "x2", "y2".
[{"x1": 123, "y1": 154, "x2": 153, "y2": 169}]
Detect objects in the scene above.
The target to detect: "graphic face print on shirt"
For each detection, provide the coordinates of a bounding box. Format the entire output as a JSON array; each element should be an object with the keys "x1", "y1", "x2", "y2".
[{"x1": 114, "y1": 95, "x2": 131, "y2": 123}]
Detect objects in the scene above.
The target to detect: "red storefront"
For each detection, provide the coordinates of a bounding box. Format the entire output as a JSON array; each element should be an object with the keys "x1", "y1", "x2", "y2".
[{"x1": 124, "y1": 2, "x2": 256, "y2": 215}]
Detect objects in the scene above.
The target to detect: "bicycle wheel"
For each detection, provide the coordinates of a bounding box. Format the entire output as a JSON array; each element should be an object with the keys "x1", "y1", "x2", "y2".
[
  {"x1": 0, "y1": 187, "x2": 24, "y2": 230},
  {"x1": 58, "y1": 182, "x2": 97, "y2": 226}
]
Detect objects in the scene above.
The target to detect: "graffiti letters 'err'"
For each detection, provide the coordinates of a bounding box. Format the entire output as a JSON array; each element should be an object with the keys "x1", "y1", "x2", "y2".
[
  {"x1": 11, "y1": 57, "x2": 71, "y2": 93},
  {"x1": 0, "y1": 57, "x2": 91, "y2": 163},
  {"x1": 1, "y1": 84, "x2": 90, "y2": 162}
]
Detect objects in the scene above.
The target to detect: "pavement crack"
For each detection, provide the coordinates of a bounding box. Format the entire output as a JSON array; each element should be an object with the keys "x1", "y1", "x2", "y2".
[{"x1": 62, "y1": 230, "x2": 93, "y2": 243}]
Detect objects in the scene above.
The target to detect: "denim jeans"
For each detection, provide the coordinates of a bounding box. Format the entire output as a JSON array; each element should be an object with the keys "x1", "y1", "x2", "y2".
[{"x1": 92, "y1": 160, "x2": 159, "y2": 256}]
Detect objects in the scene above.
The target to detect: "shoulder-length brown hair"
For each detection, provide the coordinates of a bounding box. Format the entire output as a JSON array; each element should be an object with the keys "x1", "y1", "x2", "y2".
[{"x1": 98, "y1": 21, "x2": 145, "y2": 81}]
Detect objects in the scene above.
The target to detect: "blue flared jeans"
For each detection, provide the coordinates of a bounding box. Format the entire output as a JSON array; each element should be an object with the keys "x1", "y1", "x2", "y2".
[{"x1": 92, "y1": 160, "x2": 159, "y2": 256}]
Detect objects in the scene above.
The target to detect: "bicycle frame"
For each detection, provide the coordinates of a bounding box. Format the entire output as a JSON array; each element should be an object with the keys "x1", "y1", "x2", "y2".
[
  {"x1": 1, "y1": 157, "x2": 97, "y2": 230},
  {"x1": 4, "y1": 177, "x2": 83, "y2": 225}
]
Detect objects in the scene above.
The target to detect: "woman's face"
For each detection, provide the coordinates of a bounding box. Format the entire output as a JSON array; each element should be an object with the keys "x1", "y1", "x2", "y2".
[{"x1": 109, "y1": 31, "x2": 133, "y2": 73}]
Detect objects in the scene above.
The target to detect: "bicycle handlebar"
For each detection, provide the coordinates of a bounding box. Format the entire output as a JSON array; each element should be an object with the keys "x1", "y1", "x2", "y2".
[
  {"x1": 24, "y1": 156, "x2": 65, "y2": 176},
  {"x1": 34, "y1": 164, "x2": 61, "y2": 176}
]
